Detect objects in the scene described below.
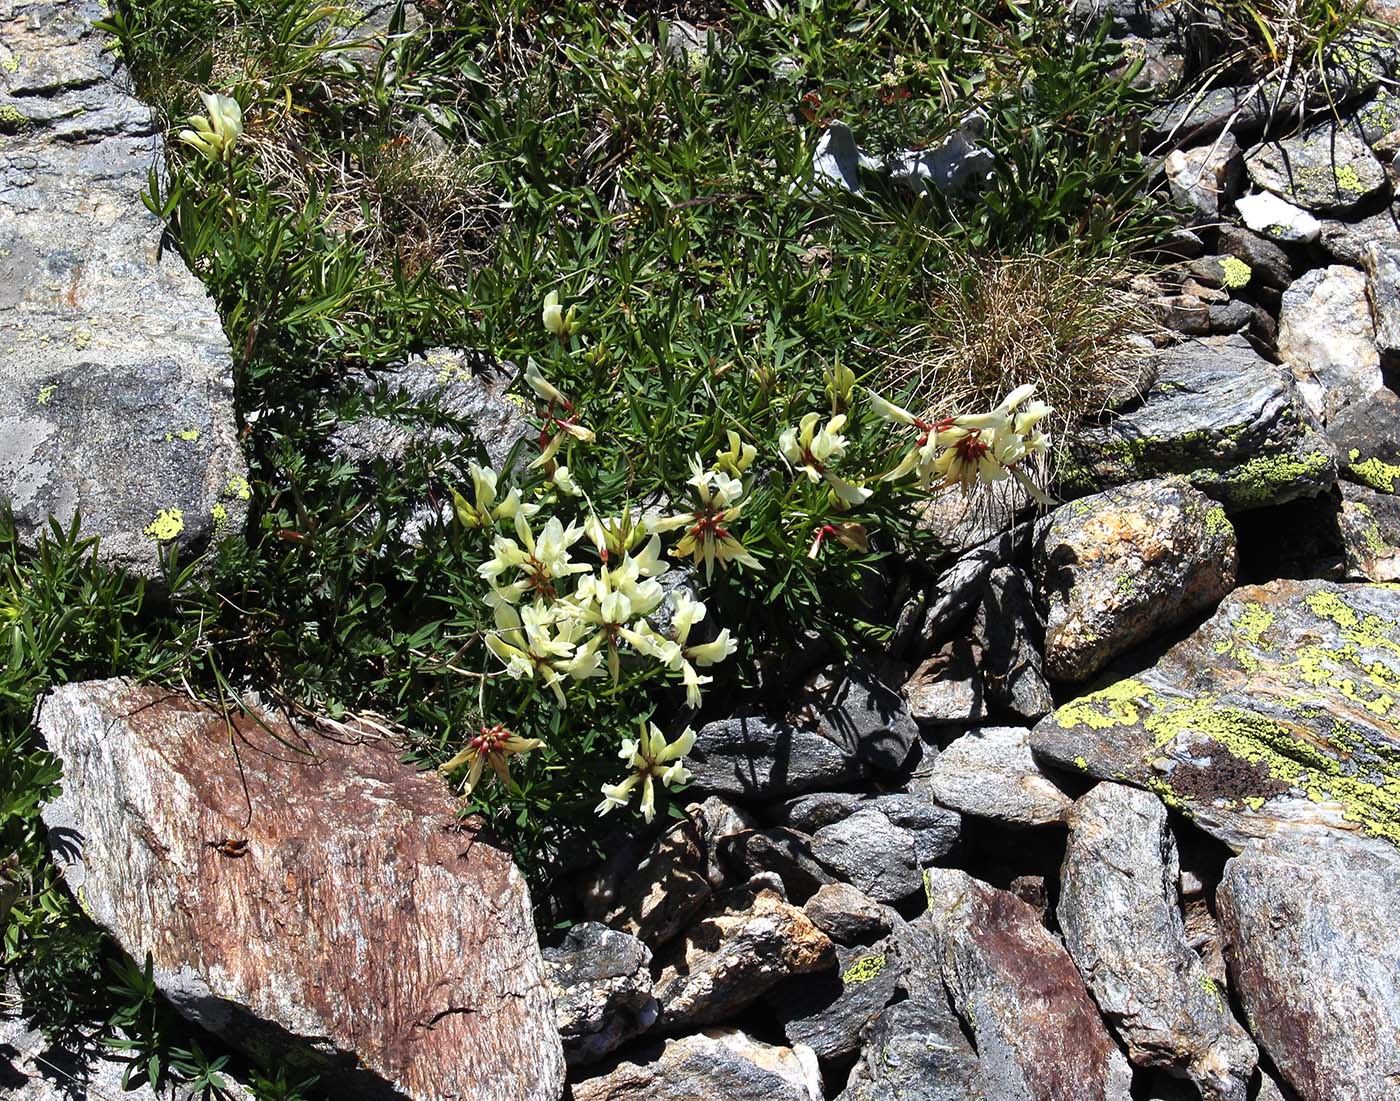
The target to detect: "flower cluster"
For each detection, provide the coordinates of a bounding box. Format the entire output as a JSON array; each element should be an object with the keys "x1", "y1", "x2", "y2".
[
  {"x1": 596, "y1": 721, "x2": 696, "y2": 823},
  {"x1": 864, "y1": 383, "x2": 1052, "y2": 502}
]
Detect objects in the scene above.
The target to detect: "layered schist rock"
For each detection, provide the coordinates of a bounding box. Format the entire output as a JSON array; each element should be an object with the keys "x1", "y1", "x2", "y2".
[
  {"x1": 38, "y1": 680, "x2": 564, "y2": 1101},
  {"x1": 1033, "y1": 580, "x2": 1400, "y2": 853},
  {"x1": 0, "y1": 0, "x2": 248, "y2": 580}
]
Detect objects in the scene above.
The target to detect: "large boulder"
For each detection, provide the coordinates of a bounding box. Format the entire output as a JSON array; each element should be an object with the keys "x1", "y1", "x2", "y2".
[
  {"x1": 0, "y1": 0, "x2": 248, "y2": 580},
  {"x1": 1036, "y1": 477, "x2": 1237, "y2": 682},
  {"x1": 921, "y1": 868, "x2": 1134, "y2": 1101},
  {"x1": 38, "y1": 680, "x2": 564, "y2": 1101},
  {"x1": 686, "y1": 715, "x2": 866, "y2": 802},
  {"x1": 1217, "y1": 835, "x2": 1400, "y2": 1101},
  {"x1": 1057, "y1": 336, "x2": 1336, "y2": 512},
  {"x1": 835, "y1": 995, "x2": 982, "y2": 1101},
  {"x1": 1058, "y1": 784, "x2": 1257, "y2": 1100},
  {"x1": 1033, "y1": 580, "x2": 1400, "y2": 853}
]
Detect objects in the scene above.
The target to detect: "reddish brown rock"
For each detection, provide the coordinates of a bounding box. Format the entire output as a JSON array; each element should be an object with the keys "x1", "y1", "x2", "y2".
[
  {"x1": 38, "y1": 680, "x2": 564, "y2": 1101},
  {"x1": 922, "y1": 868, "x2": 1133, "y2": 1101}
]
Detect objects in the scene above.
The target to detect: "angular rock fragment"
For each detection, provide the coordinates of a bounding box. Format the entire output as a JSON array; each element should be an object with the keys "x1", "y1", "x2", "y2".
[
  {"x1": 1246, "y1": 125, "x2": 1389, "y2": 215},
  {"x1": 572, "y1": 1028, "x2": 823, "y2": 1101},
  {"x1": 1234, "y1": 190, "x2": 1321, "y2": 244},
  {"x1": 904, "y1": 639, "x2": 988, "y2": 725},
  {"x1": 772, "y1": 937, "x2": 905, "y2": 1061},
  {"x1": 542, "y1": 923, "x2": 656, "y2": 1068},
  {"x1": 973, "y1": 566, "x2": 1055, "y2": 721},
  {"x1": 687, "y1": 715, "x2": 866, "y2": 802},
  {"x1": 1319, "y1": 202, "x2": 1400, "y2": 266},
  {"x1": 1366, "y1": 241, "x2": 1400, "y2": 364},
  {"x1": 38, "y1": 680, "x2": 564, "y2": 1101},
  {"x1": 652, "y1": 877, "x2": 835, "y2": 1029},
  {"x1": 788, "y1": 661, "x2": 919, "y2": 773},
  {"x1": 835, "y1": 995, "x2": 983, "y2": 1101},
  {"x1": 1217, "y1": 835, "x2": 1400, "y2": 1101},
  {"x1": 1165, "y1": 134, "x2": 1241, "y2": 224},
  {"x1": 718, "y1": 827, "x2": 833, "y2": 902},
  {"x1": 925, "y1": 726, "x2": 1072, "y2": 826},
  {"x1": 1036, "y1": 477, "x2": 1238, "y2": 682},
  {"x1": 0, "y1": 0, "x2": 249, "y2": 580},
  {"x1": 1339, "y1": 481, "x2": 1400, "y2": 581},
  {"x1": 580, "y1": 814, "x2": 711, "y2": 949},
  {"x1": 810, "y1": 809, "x2": 925, "y2": 903},
  {"x1": 1033, "y1": 580, "x2": 1400, "y2": 852},
  {"x1": 1058, "y1": 784, "x2": 1257, "y2": 1100},
  {"x1": 922, "y1": 868, "x2": 1134, "y2": 1101},
  {"x1": 803, "y1": 882, "x2": 897, "y2": 945},
  {"x1": 1277, "y1": 265, "x2": 1382, "y2": 422},
  {"x1": 777, "y1": 791, "x2": 962, "y2": 868},
  {"x1": 1058, "y1": 335, "x2": 1336, "y2": 512},
  {"x1": 1328, "y1": 387, "x2": 1400, "y2": 494}
]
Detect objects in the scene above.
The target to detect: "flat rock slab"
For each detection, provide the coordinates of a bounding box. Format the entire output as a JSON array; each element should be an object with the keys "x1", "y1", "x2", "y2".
[
  {"x1": 924, "y1": 726, "x2": 1071, "y2": 826},
  {"x1": 1033, "y1": 580, "x2": 1400, "y2": 853},
  {"x1": 922, "y1": 868, "x2": 1133, "y2": 1101},
  {"x1": 38, "y1": 680, "x2": 564, "y2": 1101},
  {"x1": 1058, "y1": 335, "x2": 1336, "y2": 513},
  {"x1": 0, "y1": 0, "x2": 248, "y2": 579},
  {"x1": 1218, "y1": 835, "x2": 1400, "y2": 1101},
  {"x1": 1246, "y1": 124, "x2": 1389, "y2": 215},
  {"x1": 1276, "y1": 265, "x2": 1381, "y2": 423},
  {"x1": 834, "y1": 995, "x2": 983, "y2": 1101}
]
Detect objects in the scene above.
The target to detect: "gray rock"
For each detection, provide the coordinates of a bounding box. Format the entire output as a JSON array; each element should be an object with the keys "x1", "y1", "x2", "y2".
[
  {"x1": 926, "y1": 726, "x2": 1072, "y2": 826},
  {"x1": 1246, "y1": 124, "x2": 1389, "y2": 215},
  {"x1": 1032, "y1": 579, "x2": 1400, "y2": 853},
  {"x1": 803, "y1": 882, "x2": 897, "y2": 945},
  {"x1": 1165, "y1": 134, "x2": 1241, "y2": 224},
  {"x1": 0, "y1": 0, "x2": 248, "y2": 581},
  {"x1": 1366, "y1": 241, "x2": 1400, "y2": 364},
  {"x1": 1234, "y1": 190, "x2": 1322, "y2": 244},
  {"x1": 922, "y1": 868, "x2": 1134, "y2": 1101},
  {"x1": 331, "y1": 350, "x2": 534, "y2": 472},
  {"x1": 1277, "y1": 265, "x2": 1382, "y2": 423},
  {"x1": 973, "y1": 566, "x2": 1055, "y2": 721},
  {"x1": 543, "y1": 923, "x2": 657, "y2": 1067},
  {"x1": 772, "y1": 937, "x2": 905, "y2": 1061},
  {"x1": 1215, "y1": 225, "x2": 1296, "y2": 290},
  {"x1": 581, "y1": 814, "x2": 712, "y2": 950},
  {"x1": 788, "y1": 661, "x2": 919, "y2": 774},
  {"x1": 1058, "y1": 335, "x2": 1337, "y2": 513},
  {"x1": 37, "y1": 680, "x2": 564, "y2": 1101},
  {"x1": 1339, "y1": 480, "x2": 1400, "y2": 581},
  {"x1": 811, "y1": 122, "x2": 876, "y2": 194},
  {"x1": 918, "y1": 532, "x2": 1015, "y2": 649},
  {"x1": 811, "y1": 809, "x2": 924, "y2": 903},
  {"x1": 836, "y1": 995, "x2": 983, "y2": 1101},
  {"x1": 1319, "y1": 202, "x2": 1400, "y2": 265},
  {"x1": 888, "y1": 116, "x2": 995, "y2": 196},
  {"x1": 1058, "y1": 785, "x2": 1257, "y2": 1100},
  {"x1": 1037, "y1": 477, "x2": 1238, "y2": 682},
  {"x1": 687, "y1": 715, "x2": 866, "y2": 802},
  {"x1": 652, "y1": 878, "x2": 836, "y2": 1029},
  {"x1": 1217, "y1": 835, "x2": 1400, "y2": 1101},
  {"x1": 1327, "y1": 386, "x2": 1400, "y2": 494},
  {"x1": 690, "y1": 794, "x2": 759, "y2": 891},
  {"x1": 572, "y1": 1028, "x2": 823, "y2": 1101},
  {"x1": 718, "y1": 827, "x2": 834, "y2": 902},
  {"x1": 776, "y1": 791, "x2": 961, "y2": 868},
  {"x1": 777, "y1": 790, "x2": 866, "y2": 833},
  {"x1": 904, "y1": 639, "x2": 988, "y2": 725}
]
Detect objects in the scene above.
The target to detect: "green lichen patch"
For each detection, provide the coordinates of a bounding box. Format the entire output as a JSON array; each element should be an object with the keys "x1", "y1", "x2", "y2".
[
  {"x1": 1204, "y1": 506, "x2": 1233, "y2": 538},
  {"x1": 144, "y1": 508, "x2": 185, "y2": 541},
  {"x1": 1220, "y1": 256, "x2": 1252, "y2": 289},
  {"x1": 843, "y1": 954, "x2": 887, "y2": 985},
  {"x1": 1348, "y1": 457, "x2": 1400, "y2": 494},
  {"x1": 1055, "y1": 678, "x2": 1155, "y2": 731},
  {"x1": 35, "y1": 384, "x2": 56, "y2": 406},
  {"x1": 225, "y1": 475, "x2": 251, "y2": 500}
]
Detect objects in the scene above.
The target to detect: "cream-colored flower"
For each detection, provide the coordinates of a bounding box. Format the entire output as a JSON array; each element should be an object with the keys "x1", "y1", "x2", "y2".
[
  {"x1": 595, "y1": 721, "x2": 696, "y2": 823},
  {"x1": 479, "y1": 511, "x2": 590, "y2": 603},
  {"x1": 552, "y1": 465, "x2": 583, "y2": 496},
  {"x1": 542, "y1": 290, "x2": 578, "y2": 338},
  {"x1": 439, "y1": 723, "x2": 543, "y2": 796},
  {"x1": 452, "y1": 462, "x2": 536, "y2": 528},
  {"x1": 572, "y1": 552, "x2": 665, "y2": 683},
  {"x1": 779, "y1": 411, "x2": 871, "y2": 505},
  {"x1": 647, "y1": 456, "x2": 761, "y2": 581},
  {"x1": 714, "y1": 430, "x2": 757, "y2": 477},
  {"x1": 635, "y1": 591, "x2": 737, "y2": 708},
  {"x1": 178, "y1": 91, "x2": 243, "y2": 163},
  {"x1": 825, "y1": 362, "x2": 857, "y2": 412},
  {"x1": 484, "y1": 602, "x2": 600, "y2": 707}
]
